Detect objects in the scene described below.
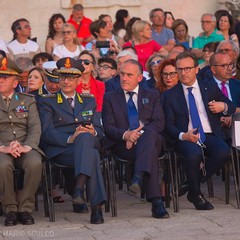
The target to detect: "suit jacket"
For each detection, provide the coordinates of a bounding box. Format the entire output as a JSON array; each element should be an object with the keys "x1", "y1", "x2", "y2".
[
  {"x1": 0, "y1": 92, "x2": 42, "y2": 153},
  {"x1": 162, "y1": 80, "x2": 236, "y2": 143},
  {"x1": 105, "y1": 75, "x2": 149, "y2": 93},
  {"x1": 207, "y1": 77, "x2": 240, "y2": 107},
  {"x1": 38, "y1": 91, "x2": 103, "y2": 159},
  {"x1": 102, "y1": 86, "x2": 164, "y2": 148}
]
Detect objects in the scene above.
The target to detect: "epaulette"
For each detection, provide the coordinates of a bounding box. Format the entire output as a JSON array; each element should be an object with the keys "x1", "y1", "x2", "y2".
[
  {"x1": 40, "y1": 93, "x2": 56, "y2": 98},
  {"x1": 80, "y1": 93, "x2": 94, "y2": 98},
  {"x1": 19, "y1": 92, "x2": 35, "y2": 97}
]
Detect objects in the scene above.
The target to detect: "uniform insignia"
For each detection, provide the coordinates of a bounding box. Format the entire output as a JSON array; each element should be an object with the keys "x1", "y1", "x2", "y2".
[
  {"x1": 16, "y1": 105, "x2": 28, "y2": 112},
  {"x1": 41, "y1": 93, "x2": 56, "y2": 98},
  {"x1": 80, "y1": 93, "x2": 94, "y2": 98},
  {"x1": 14, "y1": 94, "x2": 19, "y2": 101},
  {"x1": 38, "y1": 87, "x2": 43, "y2": 95},
  {"x1": 57, "y1": 93, "x2": 63, "y2": 103},
  {"x1": 64, "y1": 58, "x2": 71, "y2": 68},
  {"x1": 0, "y1": 58, "x2": 7, "y2": 70},
  {"x1": 82, "y1": 110, "x2": 93, "y2": 117},
  {"x1": 77, "y1": 93, "x2": 83, "y2": 103},
  {"x1": 20, "y1": 101, "x2": 24, "y2": 105}
]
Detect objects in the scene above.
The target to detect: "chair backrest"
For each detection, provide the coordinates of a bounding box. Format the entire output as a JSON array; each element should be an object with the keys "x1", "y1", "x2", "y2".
[{"x1": 231, "y1": 113, "x2": 240, "y2": 147}]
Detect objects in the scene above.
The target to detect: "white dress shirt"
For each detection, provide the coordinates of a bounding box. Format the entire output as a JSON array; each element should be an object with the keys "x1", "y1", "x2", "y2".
[{"x1": 213, "y1": 77, "x2": 232, "y2": 101}]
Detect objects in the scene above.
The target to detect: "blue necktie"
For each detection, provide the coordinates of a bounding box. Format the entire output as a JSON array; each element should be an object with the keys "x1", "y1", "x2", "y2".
[
  {"x1": 187, "y1": 87, "x2": 206, "y2": 142},
  {"x1": 127, "y1": 92, "x2": 139, "y2": 130}
]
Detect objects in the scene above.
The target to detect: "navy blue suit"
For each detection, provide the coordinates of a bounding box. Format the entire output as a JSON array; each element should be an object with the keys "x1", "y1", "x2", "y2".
[
  {"x1": 38, "y1": 91, "x2": 106, "y2": 206},
  {"x1": 163, "y1": 80, "x2": 236, "y2": 194},
  {"x1": 102, "y1": 86, "x2": 164, "y2": 201}
]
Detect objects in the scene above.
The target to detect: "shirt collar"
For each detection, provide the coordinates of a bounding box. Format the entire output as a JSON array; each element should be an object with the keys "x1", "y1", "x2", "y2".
[
  {"x1": 123, "y1": 85, "x2": 139, "y2": 95},
  {"x1": 181, "y1": 79, "x2": 199, "y2": 91},
  {"x1": 213, "y1": 76, "x2": 229, "y2": 85},
  {"x1": 61, "y1": 90, "x2": 76, "y2": 100}
]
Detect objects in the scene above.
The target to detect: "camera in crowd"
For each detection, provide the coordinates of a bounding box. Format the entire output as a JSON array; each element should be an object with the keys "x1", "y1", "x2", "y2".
[{"x1": 95, "y1": 41, "x2": 110, "y2": 48}]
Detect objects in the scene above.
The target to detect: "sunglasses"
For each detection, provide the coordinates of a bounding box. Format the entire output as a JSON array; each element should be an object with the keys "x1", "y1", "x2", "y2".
[
  {"x1": 150, "y1": 59, "x2": 161, "y2": 66},
  {"x1": 79, "y1": 59, "x2": 93, "y2": 65}
]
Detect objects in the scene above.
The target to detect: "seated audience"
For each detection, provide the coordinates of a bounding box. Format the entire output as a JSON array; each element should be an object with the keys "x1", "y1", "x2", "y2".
[
  {"x1": 32, "y1": 52, "x2": 53, "y2": 68},
  {"x1": 165, "y1": 11, "x2": 175, "y2": 29},
  {"x1": 97, "y1": 57, "x2": 117, "y2": 82},
  {"x1": 113, "y1": 9, "x2": 130, "y2": 39},
  {"x1": 38, "y1": 57, "x2": 106, "y2": 224},
  {"x1": 26, "y1": 67, "x2": 46, "y2": 93},
  {"x1": 0, "y1": 57, "x2": 43, "y2": 226}
]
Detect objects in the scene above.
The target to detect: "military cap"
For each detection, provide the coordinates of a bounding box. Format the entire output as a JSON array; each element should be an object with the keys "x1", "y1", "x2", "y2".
[
  {"x1": 56, "y1": 57, "x2": 84, "y2": 76},
  {"x1": 0, "y1": 57, "x2": 22, "y2": 77},
  {"x1": 43, "y1": 61, "x2": 59, "y2": 83}
]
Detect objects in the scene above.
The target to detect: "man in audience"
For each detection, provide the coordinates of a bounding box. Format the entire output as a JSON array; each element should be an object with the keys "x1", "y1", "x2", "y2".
[
  {"x1": 67, "y1": 4, "x2": 93, "y2": 46},
  {"x1": 38, "y1": 57, "x2": 106, "y2": 224},
  {"x1": 192, "y1": 13, "x2": 224, "y2": 64},
  {"x1": 7, "y1": 18, "x2": 41, "y2": 60},
  {"x1": 97, "y1": 57, "x2": 117, "y2": 82},
  {"x1": 163, "y1": 52, "x2": 236, "y2": 210},
  {"x1": 149, "y1": 8, "x2": 175, "y2": 52},
  {"x1": 102, "y1": 59, "x2": 169, "y2": 219},
  {"x1": 32, "y1": 52, "x2": 53, "y2": 68},
  {"x1": 0, "y1": 57, "x2": 43, "y2": 226}
]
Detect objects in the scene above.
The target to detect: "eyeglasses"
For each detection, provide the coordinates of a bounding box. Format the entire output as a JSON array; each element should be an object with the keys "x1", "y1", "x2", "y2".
[
  {"x1": 150, "y1": 59, "x2": 161, "y2": 66},
  {"x1": 203, "y1": 49, "x2": 214, "y2": 53},
  {"x1": 217, "y1": 49, "x2": 233, "y2": 53},
  {"x1": 59, "y1": 76, "x2": 79, "y2": 82},
  {"x1": 79, "y1": 59, "x2": 93, "y2": 65},
  {"x1": 108, "y1": 51, "x2": 117, "y2": 56},
  {"x1": 61, "y1": 30, "x2": 73, "y2": 35},
  {"x1": 162, "y1": 71, "x2": 177, "y2": 78},
  {"x1": 213, "y1": 63, "x2": 234, "y2": 70},
  {"x1": 98, "y1": 65, "x2": 114, "y2": 70},
  {"x1": 201, "y1": 20, "x2": 213, "y2": 24},
  {"x1": 176, "y1": 66, "x2": 196, "y2": 73}
]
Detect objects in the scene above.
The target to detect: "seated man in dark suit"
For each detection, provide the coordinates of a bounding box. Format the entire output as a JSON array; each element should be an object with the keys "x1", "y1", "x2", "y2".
[
  {"x1": 163, "y1": 52, "x2": 236, "y2": 210},
  {"x1": 102, "y1": 59, "x2": 169, "y2": 219},
  {"x1": 38, "y1": 57, "x2": 106, "y2": 224}
]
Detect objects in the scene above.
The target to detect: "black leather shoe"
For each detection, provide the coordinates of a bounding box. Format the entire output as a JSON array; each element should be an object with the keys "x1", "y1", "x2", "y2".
[
  {"x1": 18, "y1": 212, "x2": 34, "y2": 225},
  {"x1": 187, "y1": 193, "x2": 214, "y2": 210},
  {"x1": 73, "y1": 203, "x2": 89, "y2": 213},
  {"x1": 178, "y1": 181, "x2": 189, "y2": 197},
  {"x1": 129, "y1": 175, "x2": 141, "y2": 194},
  {"x1": 90, "y1": 209, "x2": 104, "y2": 224},
  {"x1": 152, "y1": 199, "x2": 170, "y2": 219},
  {"x1": 4, "y1": 211, "x2": 18, "y2": 226}
]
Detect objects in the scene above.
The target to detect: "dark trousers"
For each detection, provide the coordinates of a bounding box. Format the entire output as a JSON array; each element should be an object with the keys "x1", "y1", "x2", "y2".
[
  {"x1": 52, "y1": 133, "x2": 106, "y2": 206},
  {"x1": 175, "y1": 134, "x2": 230, "y2": 194},
  {"x1": 112, "y1": 131, "x2": 163, "y2": 201}
]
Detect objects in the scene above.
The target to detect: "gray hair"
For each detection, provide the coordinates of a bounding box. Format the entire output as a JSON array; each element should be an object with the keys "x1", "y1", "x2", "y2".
[
  {"x1": 216, "y1": 40, "x2": 239, "y2": 54},
  {"x1": 117, "y1": 50, "x2": 138, "y2": 61},
  {"x1": 15, "y1": 57, "x2": 34, "y2": 71},
  {"x1": 201, "y1": 13, "x2": 216, "y2": 22}
]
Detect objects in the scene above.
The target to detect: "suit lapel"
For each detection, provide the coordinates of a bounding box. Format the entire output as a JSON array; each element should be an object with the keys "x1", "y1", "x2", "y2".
[
  {"x1": 198, "y1": 80, "x2": 211, "y2": 116},
  {"x1": 116, "y1": 88, "x2": 128, "y2": 120},
  {"x1": 175, "y1": 83, "x2": 188, "y2": 117},
  {"x1": 229, "y1": 79, "x2": 237, "y2": 104},
  {"x1": 9, "y1": 93, "x2": 22, "y2": 112}
]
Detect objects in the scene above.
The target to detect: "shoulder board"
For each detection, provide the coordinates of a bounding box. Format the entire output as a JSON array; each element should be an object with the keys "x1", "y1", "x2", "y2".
[
  {"x1": 19, "y1": 92, "x2": 35, "y2": 97},
  {"x1": 80, "y1": 93, "x2": 94, "y2": 98},
  {"x1": 40, "y1": 93, "x2": 56, "y2": 98}
]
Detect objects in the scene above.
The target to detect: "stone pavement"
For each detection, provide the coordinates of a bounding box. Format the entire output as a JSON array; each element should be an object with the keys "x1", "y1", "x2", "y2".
[{"x1": 0, "y1": 175, "x2": 240, "y2": 240}]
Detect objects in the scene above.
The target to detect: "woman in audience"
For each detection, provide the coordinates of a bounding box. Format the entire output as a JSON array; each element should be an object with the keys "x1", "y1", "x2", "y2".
[
  {"x1": 171, "y1": 19, "x2": 194, "y2": 50},
  {"x1": 124, "y1": 17, "x2": 141, "y2": 43},
  {"x1": 123, "y1": 20, "x2": 168, "y2": 70},
  {"x1": 165, "y1": 12, "x2": 175, "y2": 29},
  {"x1": 217, "y1": 12, "x2": 238, "y2": 44},
  {"x1": 77, "y1": 50, "x2": 105, "y2": 112},
  {"x1": 53, "y1": 23, "x2": 84, "y2": 61},
  {"x1": 145, "y1": 53, "x2": 165, "y2": 88},
  {"x1": 156, "y1": 58, "x2": 179, "y2": 93},
  {"x1": 45, "y1": 13, "x2": 66, "y2": 55},
  {"x1": 27, "y1": 67, "x2": 46, "y2": 93},
  {"x1": 113, "y1": 9, "x2": 130, "y2": 39}
]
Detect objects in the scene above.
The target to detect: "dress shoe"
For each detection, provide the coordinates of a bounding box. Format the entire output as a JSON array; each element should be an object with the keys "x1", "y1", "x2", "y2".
[
  {"x1": 18, "y1": 211, "x2": 34, "y2": 225},
  {"x1": 129, "y1": 175, "x2": 141, "y2": 195},
  {"x1": 178, "y1": 181, "x2": 189, "y2": 197},
  {"x1": 187, "y1": 192, "x2": 214, "y2": 210},
  {"x1": 4, "y1": 211, "x2": 18, "y2": 226},
  {"x1": 90, "y1": 209, "x2": 104, "y2": 224},
  {"x1": 72, "y1": 188, "x2": 89, "y2": 213},
  {"x1": 152, "y1": 199, "x2": 170, "y2": 219}
]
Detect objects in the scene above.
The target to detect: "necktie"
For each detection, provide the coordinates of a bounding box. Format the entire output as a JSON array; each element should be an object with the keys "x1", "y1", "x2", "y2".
[
  {"x1": 4, "y1": 97, "x2": 10, "y2": 107},
  {"x1": 127, "y1": 92, "x2": 139, "y2": 130},
  {"x1": 67, "y1": 97, "x2": 74, "y2": 109},
  {"x1": 187, "y1": 87, "x2": 206, "y2": 142},
  {"x1": 221, "y1": 82, "x2": 228, "y2": 98}
]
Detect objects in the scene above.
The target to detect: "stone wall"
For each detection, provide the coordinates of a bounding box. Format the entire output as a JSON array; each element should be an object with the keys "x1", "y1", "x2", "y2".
[{"x1": 0, "y1": 0, "x2": 222, "y2": 51}]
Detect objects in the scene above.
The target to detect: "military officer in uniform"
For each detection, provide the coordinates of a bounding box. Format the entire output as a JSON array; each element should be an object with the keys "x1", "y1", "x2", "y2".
[
  {"x1": 38, "y1": 57, "x2": 106, "y2": 224},
  {"x1": 0, "y1": 57, "x2": 43, "y2": 226},
  {"x1": 30, "y1": 61, "x2": 60, "y2": 102}
]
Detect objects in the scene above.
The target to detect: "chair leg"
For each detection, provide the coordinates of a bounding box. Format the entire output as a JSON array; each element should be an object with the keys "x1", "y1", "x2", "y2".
[
  {"x1": 172, "y1": 151, "x2": 179, "y2": 212},
  {"x1": 224, "y1": 161, "x2": 230, "y2": 204},
  {"x1": 232, "y1": 148, "x2": 240, "y2": 208},
  {"x1": 207, "y1": 177, "x2": 214, "y2": 198},
  {"x1": 47, "y1": 161, "x2": 55, "y2": 222},
  {"x1": 109, "y1": 154, "x2": 117, "y2": 217}
]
